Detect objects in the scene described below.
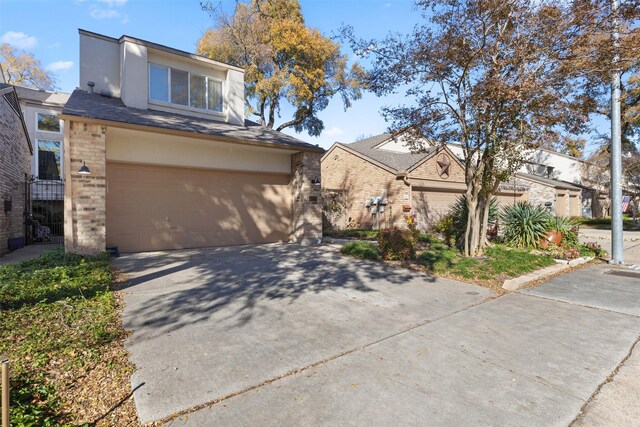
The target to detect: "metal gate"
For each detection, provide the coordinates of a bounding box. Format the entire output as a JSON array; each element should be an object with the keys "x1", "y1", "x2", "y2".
[{"x1": 24, "y1": 178, "x2": 64, "y2": 245}]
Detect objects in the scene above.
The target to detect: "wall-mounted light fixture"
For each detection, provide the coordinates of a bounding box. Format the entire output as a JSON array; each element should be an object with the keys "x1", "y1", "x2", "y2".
[
  {"x1": 78, "y1": 161, "x2": 91, "y2": 175},
  {"x1": 311, "y1": 177, "x2": 321, "y2": 186}
]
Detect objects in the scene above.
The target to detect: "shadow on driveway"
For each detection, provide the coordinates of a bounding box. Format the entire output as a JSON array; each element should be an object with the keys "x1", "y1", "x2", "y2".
[
  {"x1": 115, "y1": 244, "x2": 427, "y2": 334},
  {"x1": 114, "y1": 243, "x2": 492, "y2": 423}
]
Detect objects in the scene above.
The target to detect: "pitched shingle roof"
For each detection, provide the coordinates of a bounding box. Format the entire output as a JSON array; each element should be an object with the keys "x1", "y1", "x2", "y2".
[
  {"x1": 517, "y1": 172, "x2": 582, "y2": 190},
  {"x1": 342, "y1": 133, "x2": 434, "y2": 171},
  {"x1": 61, "y1": 90, "x2": 323, "y2": 152}
]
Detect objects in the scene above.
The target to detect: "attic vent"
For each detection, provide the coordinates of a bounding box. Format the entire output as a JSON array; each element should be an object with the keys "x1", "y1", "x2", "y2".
[{"x1": 2, "y1": 91, "x2": 21, "y2": 117}]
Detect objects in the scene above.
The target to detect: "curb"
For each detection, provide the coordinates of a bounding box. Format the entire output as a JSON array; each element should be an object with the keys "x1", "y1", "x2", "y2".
[{"x1": 502, "y1": 257, "x2": 594, "y2": 291}]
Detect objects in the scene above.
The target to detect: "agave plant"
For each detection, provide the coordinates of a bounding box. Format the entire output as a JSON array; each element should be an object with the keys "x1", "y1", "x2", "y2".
[{"x1": 500, "y1": 202, "x2": 551, "y2": 248}]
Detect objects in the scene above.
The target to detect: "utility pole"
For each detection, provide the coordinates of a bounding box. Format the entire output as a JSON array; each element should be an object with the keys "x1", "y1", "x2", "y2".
[{"x1": 610, "y1": 0, "x2": 624, "y2": 263}]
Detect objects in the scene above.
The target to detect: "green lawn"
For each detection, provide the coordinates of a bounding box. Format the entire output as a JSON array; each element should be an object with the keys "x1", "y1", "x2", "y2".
[
  {"x1": 0, "y1": 249, "x2": 136, "y2": 426},
  {"x1": 417, "y1": 244, "x2": 556, "y2": 282}
]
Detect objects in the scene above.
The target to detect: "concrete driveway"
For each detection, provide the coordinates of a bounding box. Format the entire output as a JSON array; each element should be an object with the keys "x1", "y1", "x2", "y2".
[
  {"x1": 114, "y1": 244, "x2": 493, "y2": 423},
  {"x1": 115, "y1": 245, "x2": 640, "y2": 426}
]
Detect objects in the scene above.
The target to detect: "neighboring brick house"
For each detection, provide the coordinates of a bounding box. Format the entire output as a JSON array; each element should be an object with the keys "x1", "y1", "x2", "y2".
[
  {"x1": 60, "y1": 30, "x2": 323, "y2": 254},
  {"x1": 322, "y1": 134, "x2": 528, "y2": 230},
  {"x1": 322, "y1": 133, "x2": 590, "y2": 231},
  {"x1": 0, "y1": 85, "x2": 32, "y2": 256}
]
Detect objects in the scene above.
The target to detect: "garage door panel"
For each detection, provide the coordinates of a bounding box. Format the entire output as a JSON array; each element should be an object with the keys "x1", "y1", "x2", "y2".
[
  {"x1": 413, "y1": 189, "x2": 463, "y2": 227},
  {"x1": 106, "y1": 162, "x2": 292, "y2": 252}
]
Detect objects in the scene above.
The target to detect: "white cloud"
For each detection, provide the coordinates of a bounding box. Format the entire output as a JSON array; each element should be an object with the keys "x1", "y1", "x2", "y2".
[
  {"x1": 49, "y1": 42, "x2": 61, "y2": 48},
  {"x1": 97, "y1": 0, "x2": 127, "y2": 6},
  {"x1": 46, "y1": 61, "x2": 74, "y2": 72},
  {"x1": 325, "y1": 126, "x2": 345, "y2": 137},
  {"x1": 89, "y1": 6, "x2": 121, "y2": 19},
  {"x1": 384, "y1": 2, "x2": 392, "y2": 7},
  {"x1": 0, "y1": 31, "x2": 37, "y2": 49}
]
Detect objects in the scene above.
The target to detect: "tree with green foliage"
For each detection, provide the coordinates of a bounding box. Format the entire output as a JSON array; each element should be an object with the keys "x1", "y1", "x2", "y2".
[
  {"x1": 198, "y1": 0, "x2": 364, "y2": 136},
  {"x1": 0, "y1": 43, "x2": 55, "y2": 90},
  {"x1": 344, "y1": 0, "x2": 591, "y2": 257}
]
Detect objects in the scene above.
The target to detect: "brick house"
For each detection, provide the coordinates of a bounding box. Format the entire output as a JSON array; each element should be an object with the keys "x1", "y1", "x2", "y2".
[
  {"x1": 0, "y1": 85, "x2": 32, "y2": 256},
  {"x1": 322, "y1": 134, "x2": 529, "y2": 230},
  {"x1": 60, "y1": 30, "x2": 323, "y2": 254},
  {"x1": 322, "y1": 134, "x2": 585, "y2": 231}
]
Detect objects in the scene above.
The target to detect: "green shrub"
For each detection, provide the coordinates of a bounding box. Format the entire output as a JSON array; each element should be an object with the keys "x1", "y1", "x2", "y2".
[
  {"x1": 562, "y1": 230, "x2": 580, "y2": 248},
  {"x1": 432, "y1": 214, "x2": 456, "y2": 246},
  {"x1": 378, "y1": 227, "x2": 416, "y2": 261},
  {"x1": 547, "y1": 216, "x2": 579, "y2": 235},
  {"x1": 340, "y1": 241, "x2": 379, "y2": 260}
]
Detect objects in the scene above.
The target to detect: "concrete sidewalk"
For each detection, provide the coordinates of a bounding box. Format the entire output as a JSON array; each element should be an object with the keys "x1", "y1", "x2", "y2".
[
  {"x1": 579, "y1": 228, "x2": 640, "y2": 264},
  {"x1": 165, "y1": 263, "x2": 640, "y2": 427},
  {"x1": 0, "y1": 244, "x2": 61, "y2": 266}
]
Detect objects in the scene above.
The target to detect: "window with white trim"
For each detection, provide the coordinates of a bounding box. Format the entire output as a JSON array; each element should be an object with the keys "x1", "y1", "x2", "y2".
[
  {"x1": 37, "y1": 113, "x2": 61, "y2": 132},
  {"x1": 149, "y1": 63, "x2": 224, "y2": 112}
]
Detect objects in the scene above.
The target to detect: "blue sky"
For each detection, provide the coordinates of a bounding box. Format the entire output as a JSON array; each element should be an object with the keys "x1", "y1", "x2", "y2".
[
  {"x1": 0, "y1": 0, "x2": 606, "y2": 153},
  {"x1": 0, "y1": 0, "x2": 422, "y2": 149}
]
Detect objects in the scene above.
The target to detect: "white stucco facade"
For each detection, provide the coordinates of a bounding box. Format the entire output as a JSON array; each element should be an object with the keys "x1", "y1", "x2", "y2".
[{"x1": 78, "y1": 30, "x2": 246, "y2": 126}]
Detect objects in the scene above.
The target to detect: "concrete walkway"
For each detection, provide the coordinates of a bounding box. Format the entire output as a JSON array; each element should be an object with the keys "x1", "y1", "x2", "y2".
[
  {"x1": 0, "y1": 244, "x2": 62, "y2": 266},
  {"x1": 116, "y1": 245, "x2": 640, "y2": 426},
  {"x1": 579, "y1": 228, "x2": 640, "y2": 264}
]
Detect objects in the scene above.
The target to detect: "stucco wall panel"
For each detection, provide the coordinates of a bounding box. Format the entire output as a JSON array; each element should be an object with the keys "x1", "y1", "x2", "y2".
[
  {"x1": 105, "y1": 127, "x2": 292, "y2": 174},
  {"x1": 79, "y1": 35, "x2": 121, "y2": 97},
  {"x1": 120, "y1": 41, "x2": 148, "y2": 109}
]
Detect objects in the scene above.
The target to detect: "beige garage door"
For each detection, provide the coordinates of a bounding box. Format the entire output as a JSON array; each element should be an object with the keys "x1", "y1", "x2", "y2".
[
  {"x1": 106, "y1": 162, "x2": 292, "y2": 252},
  {"x1": 412, "y1": 189, "x2": 463, "y2": 226}
]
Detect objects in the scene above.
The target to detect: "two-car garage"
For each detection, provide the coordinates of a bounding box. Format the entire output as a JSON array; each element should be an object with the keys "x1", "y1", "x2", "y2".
[{"x1": 105, "y1": 162, "x2": 292, "y2": 252}]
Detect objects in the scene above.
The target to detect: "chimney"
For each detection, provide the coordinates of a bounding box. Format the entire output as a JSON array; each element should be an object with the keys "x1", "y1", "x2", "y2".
[{"x1": 87, "y1": 81, "x2": 95, "y2": 94}]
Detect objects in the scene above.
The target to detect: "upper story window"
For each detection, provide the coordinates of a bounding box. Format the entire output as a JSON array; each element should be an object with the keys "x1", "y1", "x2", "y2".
[
  {"x1": 37, "y1": 113, "x2": 61, "y2": 133},
  {"x1": 37, "y1": 139, "x2": 61, "y2": 180},
  {"x1": 149, "y1": 63, "x2": 223, "y2": 113}
]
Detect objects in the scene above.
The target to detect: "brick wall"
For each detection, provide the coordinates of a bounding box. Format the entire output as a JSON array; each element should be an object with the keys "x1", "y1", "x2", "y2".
[
  {"x1": 321, "y1": 146, "x2": 407, "y2": 229},
  {"x1": 290, "y1": 151, "x2": 323, "y2": 244},
  {"x1": 64, "y1": 121, "x2": 107, "y2": 254},
  {"x1": 0, "y1": 93, "x2": 31, "y2": 257},
  {"x1": 410, "y1": 151, "x2": 466, "y2": 183}
]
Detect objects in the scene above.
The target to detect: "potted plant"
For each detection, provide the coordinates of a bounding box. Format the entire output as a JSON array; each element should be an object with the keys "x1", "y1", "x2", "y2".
[{"x1": 541, "y1": 216, "x2": 577, "y2": 248}]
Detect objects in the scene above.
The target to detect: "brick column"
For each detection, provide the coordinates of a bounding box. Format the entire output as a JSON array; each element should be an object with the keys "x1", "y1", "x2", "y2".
[
  {"x1": 64, "y1": 121, "x2": 107, "y2": 254},
  {"x1": 290, "y1": 151, "x2": 323, "y2": 245}
]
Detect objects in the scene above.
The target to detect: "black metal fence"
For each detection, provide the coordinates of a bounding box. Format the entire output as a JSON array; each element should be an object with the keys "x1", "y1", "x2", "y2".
[{"x1": 25, "y1": 178, "x2": 64, "y2": 245}]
